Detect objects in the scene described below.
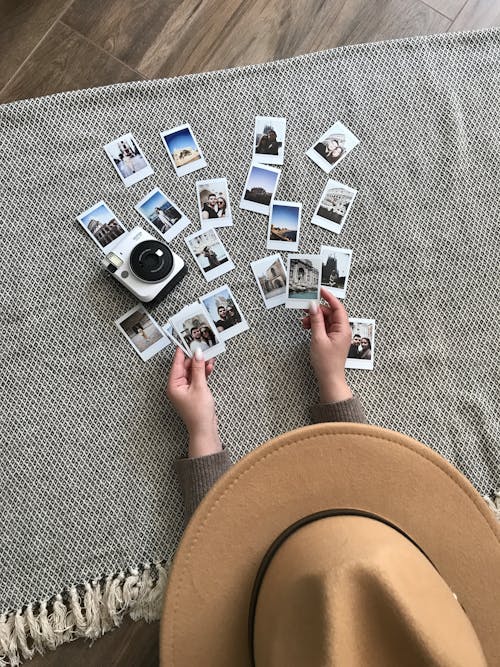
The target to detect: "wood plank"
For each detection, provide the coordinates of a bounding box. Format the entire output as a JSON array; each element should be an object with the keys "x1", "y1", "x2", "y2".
[
  {"x1": 451, "y1": 0, "x2": 500, "y2": 30},
  {"x1": 0, "y1": 21, "x2": 143, "y2": 104},
  {"x1": 28, "y1": 617, "x2": 159, "y2": 667},
  {"x1": 62, "y1": 0, "x2": 450, "y2": 79},
  {"x1": 421, "y1": 0, "x2": 467, "y2": 20},
  {"x1": 0, "y1": 0, "x2": 73, "y2": 90}
]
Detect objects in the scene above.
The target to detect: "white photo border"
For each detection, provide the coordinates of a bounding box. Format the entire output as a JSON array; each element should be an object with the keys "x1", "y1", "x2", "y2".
[
  {"x1": 285, "y1": 254, "x2": 321, "y2": 310},
  {"x1": 160, "y1": 123, "x2": 207, "y2": 177},
  {"x1": 320, "y1": 245, "x2": 353, "y2": 300},
  {"x1": 115, "y1": 305, "x2": 169, "y2": 361},
  {"x1": 250, "y1": 254, "x2": 287, "y2": 309},
  {"x1": 266, "y1": 200, "x2": 301, "y2": 252},
  {"x1": 199, "y1": 284, "x2": 249, "y2": 342},
  {"x1": 103, "y1": 133, "x2": 154, "y2": 187}
]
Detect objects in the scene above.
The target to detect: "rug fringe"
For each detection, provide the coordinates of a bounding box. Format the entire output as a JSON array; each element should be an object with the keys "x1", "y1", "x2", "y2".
[
  {"x1": 0, "y1": 560, "x2": 170, "y2": 666},
  {"x1": 484, "y1": 489, "x2": 500, "y2": 522},
  {"x1": 1, "y1": 489, "x2": 498, "y2": 666}
]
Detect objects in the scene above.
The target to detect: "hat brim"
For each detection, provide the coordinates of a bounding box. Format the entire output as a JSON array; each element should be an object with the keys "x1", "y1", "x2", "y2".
[{"x1": 160, "y1": 423, "x2": 500, "y2": 666}]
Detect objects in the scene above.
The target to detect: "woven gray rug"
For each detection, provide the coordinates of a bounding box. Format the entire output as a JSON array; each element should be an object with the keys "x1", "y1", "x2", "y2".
[{"x1": 1, "y1": 27, "x2": 499, "y2": 664}]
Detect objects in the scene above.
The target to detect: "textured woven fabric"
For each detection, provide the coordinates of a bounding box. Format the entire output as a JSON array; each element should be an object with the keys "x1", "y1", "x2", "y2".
[{"x1": 1, "y1": 29, "x2": 499, "y2": 618}]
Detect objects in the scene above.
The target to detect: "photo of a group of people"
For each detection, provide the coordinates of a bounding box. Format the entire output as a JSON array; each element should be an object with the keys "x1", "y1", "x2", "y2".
[
  {"x1": 77, "y1": 201, "x2": 127, "y2": 251},
  {"x1": 253, "y1": 116, "x2": 286, "y2": 165},
  {"x1": 320, "y1": 246, "x2": 353, "y2": 299},
  {"x1": 346, "y1": 319, "x2": 375, "y2": 370},
  {"x1": 160, "y1": 123, "x2": 207, "y2": 176},
  {"x1": 251, "y1": 254, "x2": 287, "y2": 309},
  {"x1": 104, "y1": 133, "x2": 154, "y2": 187},
  {"x1": 196, "y1": 178, "x2": 232, "y2": 228},
  {"x1": 170, "y1": 302, "x2": 226, "y2": 360},
  {"x1": 306, "y1": 121, "x2": 359, "y2": 174},
  {"x1": 135, "y1": 187, "x2": 190, "y2": 242},
  {"x1": 184, "y1": 228, "x2": 235, "y2": 282},
  {"x1": 312, "y1": 180, "x2": 358, "y2": 234}
]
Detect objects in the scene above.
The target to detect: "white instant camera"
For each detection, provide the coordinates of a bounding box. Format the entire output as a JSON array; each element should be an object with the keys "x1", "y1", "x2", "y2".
[{"x1": 101, "y1": 227, "x2": 187, "y2": 304}]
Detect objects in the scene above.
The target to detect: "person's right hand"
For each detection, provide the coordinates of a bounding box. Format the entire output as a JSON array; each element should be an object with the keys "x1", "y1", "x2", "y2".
[{"x1": 301, "y1": 287, "x2": 353, "y2": 403}]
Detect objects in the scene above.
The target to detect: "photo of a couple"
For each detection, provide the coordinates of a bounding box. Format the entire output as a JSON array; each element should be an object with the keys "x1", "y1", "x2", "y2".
[
  {"x1": 197, "y1": 178, "x2": 232, "y2": 227},
  {"x1": 253, "y1": 116, "x2": 286, "y2": 165},
  {"x1": 200, "y1": 191, "x2": 228, "y2": 220},
  {"x1": 255, "y1": 127, "x2": 282, "y2": 156}
]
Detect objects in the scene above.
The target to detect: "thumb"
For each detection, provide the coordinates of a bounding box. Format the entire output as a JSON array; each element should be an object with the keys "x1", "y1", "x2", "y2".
[
  {"x1": 308, "y1": 300, "x2": 326, "y2": 340},
  {"x1": 191, "y1": 346, "x2": 207, "y2": 387}
]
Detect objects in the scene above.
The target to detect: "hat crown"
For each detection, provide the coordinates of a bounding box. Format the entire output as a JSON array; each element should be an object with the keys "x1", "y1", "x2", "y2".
[{"x1": 252, "y1": 516, "x2": 486, "y2": 667}]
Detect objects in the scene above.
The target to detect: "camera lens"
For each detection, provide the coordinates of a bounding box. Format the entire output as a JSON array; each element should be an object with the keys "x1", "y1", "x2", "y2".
[{"x1": 129, "y1": 240, "x2": 174, "y2": 282}]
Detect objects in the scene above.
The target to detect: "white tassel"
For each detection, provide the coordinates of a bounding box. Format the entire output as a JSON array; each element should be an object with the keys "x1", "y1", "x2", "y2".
[
  {"x1": 104, "y1": 572, "x2": 126, "y2": 626},
  {"x1": 129, "y1": 565, "x2": 154, "y2": 621},
  {"x1": 50, "y1": 594, "x2": 72, "y2": 645},
  {"x1": 0, "y1": 613, "x2": 19, "y2": 667},
  {"x1": 68, "y1": 587, "x2": 87, "y2": 636},
  {"x1": 14, "y1": 610, "x2": 33, "y2": 660},
  {"x1": 25, "y1": 604, "x2": 45, "y2": 655},
  {"x1": 484, "y1": 490, "x2": 500, "y2": 522},
  {"x1": 38, "y1": 600, "x2": 57, "y2": 651},
  {"x1": 0, "y1": 561, "x2": 172, "y2": 665},
  {"x1": 122, "y1": 569, "x2": 140, "y2": 609},
  {"x1": 83, "y1": 581, "x2": 102, "y2": 639},
  {"x1": 0, "y1": 614, "x2": 12, "y2": 663}
]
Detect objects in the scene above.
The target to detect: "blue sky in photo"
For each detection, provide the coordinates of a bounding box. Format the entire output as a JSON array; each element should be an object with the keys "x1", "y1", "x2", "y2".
[
  {"x1": 164, "y1": 127, "x2": 197, "y2": 154},
  {"x1": 81, "y1": 203, "x2": 113, "y2": 228},
  {"x1": 247, "y1": 166, "x2": 278, "y2": 193},
  {"x1": 139, "y1": 190, "x2": 174, "y2": 219},
  {"x1": 271, "y1": 204, "x2": 299, "y2": 230}
]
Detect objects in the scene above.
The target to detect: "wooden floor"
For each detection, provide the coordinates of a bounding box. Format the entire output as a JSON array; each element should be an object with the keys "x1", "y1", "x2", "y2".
[{"x1": 2, "y1": 0, "x2": 499, "y2": 664}]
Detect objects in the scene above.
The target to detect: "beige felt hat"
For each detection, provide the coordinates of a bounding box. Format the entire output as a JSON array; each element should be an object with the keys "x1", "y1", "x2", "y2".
[{"x1": 160, "y1": 423, "x2": 500, "y2": 666}]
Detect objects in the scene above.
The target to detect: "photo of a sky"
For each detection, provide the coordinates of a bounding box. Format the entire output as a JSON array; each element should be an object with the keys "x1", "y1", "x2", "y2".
[
  {"x1": 247, "y1": 166, "x2": 279, "y2": 193},
  {"x1": 164, "y1": 127, "x2": 197, "y2": 154},
  {"x1": 271, "y1": 204, "x2": 299, "y2": 231}
]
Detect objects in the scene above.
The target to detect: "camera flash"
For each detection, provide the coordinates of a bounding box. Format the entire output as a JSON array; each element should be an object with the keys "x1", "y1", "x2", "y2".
[{"x1": 107, "y1": 252, "x2": 124, "y2": 268}]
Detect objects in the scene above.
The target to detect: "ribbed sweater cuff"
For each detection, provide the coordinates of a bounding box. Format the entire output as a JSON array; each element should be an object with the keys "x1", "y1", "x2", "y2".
[
  {"x1": 310, "y1": 396, "x2": 367, "y2": 424},
  {"x1": 175, "y1": 449, "x2": 232, "y2": 523}
]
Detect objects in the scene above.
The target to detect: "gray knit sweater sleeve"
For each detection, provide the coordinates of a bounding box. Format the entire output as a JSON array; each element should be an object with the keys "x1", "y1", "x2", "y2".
[
  {"x1": 175, "y1": 449, "x2": 232, "y2": 523},
  {"x1": 310, "y1": 395, "x2": 367, "y2": 424},
  {"x1": 175, "y1": 396, "x2": 366, "y2": 522}
]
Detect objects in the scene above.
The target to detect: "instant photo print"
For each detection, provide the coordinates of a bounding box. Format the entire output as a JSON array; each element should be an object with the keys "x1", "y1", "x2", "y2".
[
  {"x1": 184, "y1": 228, "x2": 235, "y2": 282},
  {"x1": 115, "y1": 305, "x2": 169, "y2": 361},
  {"x1": 346, "y1": 318, "x2": 375, "y2": 370},
  {"x1": 253, "y1": 116, "x2": 286, "y2": 165},
  {"x1": 200, "y1": 285, "x2": 249, "y2": 342},
  {"x1": 250, "y1": 254, "x2": 287, "y2": 309},
  {"x1": 312, "y1": 180, "x2": 358, "y2": 234},
  {"x1": 196, "y1": 178, "x2": 233, "y2": 228},
  {"x1": 160, "y1": 124, "x2": 207, "y2": 177},
  {"x1": 77, "y1": 201, "x2": 127, "y2": 253},
  {"x1": 161, "y1": 323, "x2": 189, "y2": 354},
  {"x1": 306, "y1": 121, "x2": 359, "y2": 173},
  {"x1": 320, "y1": 245, "x2": 353, "y2": 300},
  {"x1": 240, "y1": 164, "x2": 281, "y2": 215},
  {"x1": 135, "y1": 187, "x2": 190, "y2": 243},
  {"x1": 285, "y1": 254, "x2": 321, "y2": 309},
  {"x1": 103, "y1": 133, "x2": 154, "y2": 187},
  {"x1": 170, "y1": 302, "x2": 225, "y2": 361},
  {"x1": 267, "y1": 201, "x2": 301, "y2": 252}
]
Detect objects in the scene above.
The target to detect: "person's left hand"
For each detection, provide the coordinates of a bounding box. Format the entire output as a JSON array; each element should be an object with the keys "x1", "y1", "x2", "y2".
[{"x1": 166, "y1": 347, "x2": 221, "y2": 458}]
